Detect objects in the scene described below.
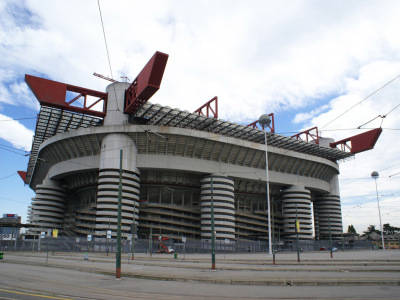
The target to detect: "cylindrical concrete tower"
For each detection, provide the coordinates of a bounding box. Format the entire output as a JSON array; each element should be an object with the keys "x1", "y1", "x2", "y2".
[
  {"x1": 282, "y1": 185, "x2": 313, "y2": 239},
  {"x1": 200, "y1": 175, "x2": 235, "y2": 240},
  {"x1": 29, "y1": 179, "x2": 66, "y2": 233},
  {"x1": 95, "y1": 82, "x2": 140, "y2": 238},
  {"x1": 314, "y1": 173, "x2": 342, "y2": 239},
  {"x1": 103, "y1": 82, "x2": 130, "y2": 126},
  {"x1": 314, "y1": 195, "x2": 342, "y2": 239}
]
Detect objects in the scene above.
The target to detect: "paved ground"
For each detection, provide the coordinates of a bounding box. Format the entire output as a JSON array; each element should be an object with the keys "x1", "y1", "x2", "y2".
[{"x1": 0, "y1": 250, "x2": 399, "y2": 299}]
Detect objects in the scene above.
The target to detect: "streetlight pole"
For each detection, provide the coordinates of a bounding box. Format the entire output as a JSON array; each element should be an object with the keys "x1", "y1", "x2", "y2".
[
  {"x1": 328, "y1": 212, "x2": 333, "y2": 258},
  {"x1": 295, "y1": 204, "x2": 300, "y2": 263},
  {"x1": 259, "y1": 114, "x2": 272, "y2": 255},
  {"x1": 132, "y1": 200, "x2": 136, "y2": 260},
  {"x1": 211, "y1": 177, "x2": 216, "y2": 270},
  {"x1": 116, "y1": 149, "x2": 123, "y2": 279},
  {"x1": 371, "y1": 171, "x2": 385, "y2": 251},
  {"x1": 107, "y1": 219, "x2": 110, "y2": 257}
]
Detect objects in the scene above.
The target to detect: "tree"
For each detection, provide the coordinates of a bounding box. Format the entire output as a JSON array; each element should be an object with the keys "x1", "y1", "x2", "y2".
[
  {"x1": 347, "y1": 225, "x2": 357, "y2": 234},
  {"x1": 383, "y1": 223, "x2": 400, "y2": 235},
  {"x1": 363, "y1": 225, "x2": 381, "y2": 236},
  {"x1": 383, "y1": 223, "x2": 391, "y2": 235}
]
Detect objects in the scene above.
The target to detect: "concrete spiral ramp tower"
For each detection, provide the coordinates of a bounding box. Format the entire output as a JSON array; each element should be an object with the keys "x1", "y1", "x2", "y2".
[
  {"x1": 95, "y1": 82, "x2": 140, "y2": 238},
  {"x1": 200, "y1": 175, "x2": 235, "y2": 241},
  {"x1": 314, "y1": 194, "x2": 343, "y2": 239},
  {"x1": 28, "y1": 179, "x2": 66, "y2": 232},
  {"x1": 282, "y1": 185, "x2": 313, "y2": 240}
]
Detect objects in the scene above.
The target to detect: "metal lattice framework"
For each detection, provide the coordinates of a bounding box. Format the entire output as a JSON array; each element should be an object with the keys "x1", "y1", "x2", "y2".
[
  {"x1": 25, "y1": 102, "x2": 354, "y2": 185},
  {"x1": 133, "y1": 103, "x2": 354, "y2": 161},
  {"x1": 25, "y1": 107, "x2": 103, "y2": 184}
]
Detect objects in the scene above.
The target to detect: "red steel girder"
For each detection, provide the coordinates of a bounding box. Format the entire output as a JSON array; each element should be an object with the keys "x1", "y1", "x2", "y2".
[
  {"x1": 330, "y1": 128, "x2": 382, "y2": 154},
  {"x1": 17, "y1": 171, "x2": 27, "y2": 182},
  {"x1": 291, "y1": 126, "x2": 319, "y2": 144},
  {"x1": 25, "y1": 75, "x2": 107, "y2": 118},
  {"x1": 194, "y1": 96, "x2": 218, "y2": 119},
  {"x1": 124, "y1": 51, "x2": 169, "y2": 114},
  {"x1": 247, "y1": 113, "x2": 275, "y2": 133}
]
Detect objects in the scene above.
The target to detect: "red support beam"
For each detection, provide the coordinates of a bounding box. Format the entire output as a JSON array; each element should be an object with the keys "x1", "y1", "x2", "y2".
[
  {"x1": 193, "y1": 96, "x2": 218, "y2": 119},
  {"x1": 330, "y1": 128, "x2": 383, "y2": 154},
  {"x1": 17, "y1": 171, "x2": 27, "y2": 182},
  {"x1": 247, "y1": 113, "x2": 275, "y2": 133},
  {"x1": 124, "y1": 51, "x2": 169, "y2": 114},
  {"x1": 66, "y1": 93, "x2": 84, "y2": 105},
  {"x1": 25, "y1": 75, "x2": 107, "y2": 118},
  {"x1": 291, "y1": 126, "x2": 319, "y2": 144}
]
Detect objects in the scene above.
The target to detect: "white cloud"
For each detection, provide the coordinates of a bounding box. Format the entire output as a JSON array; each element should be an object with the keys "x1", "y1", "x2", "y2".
[
  {"x1": 0, "y1": 113, "x2": 34, "y2": 151},
  {"x1": 2, "y1": 1, "x2": 400, "y2": 121},
  {"x1": 306, "y1": 60, "x2": 400, "y2": 233}
]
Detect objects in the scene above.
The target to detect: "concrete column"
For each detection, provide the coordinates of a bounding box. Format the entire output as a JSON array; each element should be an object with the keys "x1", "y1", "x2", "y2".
[
  {"x1": 95, "y1": 134, "x2": 140, "y2": 238},
  {"x1": 314, "y1": 194, "x2": 343, "y2": 239},
  {"x1": 30, "y1": 179, "x2": 66, "y2": 233},
  {"x1": 200, "y1": 174, "x2": 235, "y2": 241},
  {"x1": 95, "y1": 82, "x2": 140, "y2": 238},
  {"x1": 313, "y1": 173, "x2": 342, "y2": 239},
  {"x1": 103, "y1": 82, "x2": 131, "y2": 126},
  {"x1": 281, "y1": 185, "x2": 313, "y2": 240}
]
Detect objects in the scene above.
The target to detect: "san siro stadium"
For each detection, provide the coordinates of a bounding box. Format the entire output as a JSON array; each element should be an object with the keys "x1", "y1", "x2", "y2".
[{"x1": 19, "y1": 52, "x2": 381, "y2": 244}]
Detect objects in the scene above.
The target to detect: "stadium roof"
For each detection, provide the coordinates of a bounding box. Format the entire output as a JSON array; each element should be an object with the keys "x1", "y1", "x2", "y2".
[
  {"x1": 134, "y1": 102, "x2": 354, "y2": 161},
  {"x1": 25, "y1": 103, "x2": 353, "y2": 184}
]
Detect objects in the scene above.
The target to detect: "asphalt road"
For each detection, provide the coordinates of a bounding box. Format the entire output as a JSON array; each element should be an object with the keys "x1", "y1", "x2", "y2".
[{"x1": 0, "y1": 250, "x2": 399, "y2": 299}]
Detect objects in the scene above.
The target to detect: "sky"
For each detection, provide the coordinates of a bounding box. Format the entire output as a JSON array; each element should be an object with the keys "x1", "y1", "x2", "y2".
[{"x1": 0, "y1": 0, "x2": 399, "y2": 235}]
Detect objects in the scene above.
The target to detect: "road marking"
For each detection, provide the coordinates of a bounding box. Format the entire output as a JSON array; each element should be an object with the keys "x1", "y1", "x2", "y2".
[{"x1": 0, "y1": 288, "x2": 73, "y2": 300}]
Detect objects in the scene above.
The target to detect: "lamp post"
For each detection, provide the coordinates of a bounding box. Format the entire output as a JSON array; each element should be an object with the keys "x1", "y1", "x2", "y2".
[
  {"x1": 116, "y1": 149, "x2": 123, "y2": 279},
  {"x1": 211, "y1": 177, "x2": 216, "y2": 270},
  {"x1": 259, "y1": 114, "x2": 272, "y2": 255},
  {"x1": 371, "y1": 171, "x2": 385, "y2": 251}
]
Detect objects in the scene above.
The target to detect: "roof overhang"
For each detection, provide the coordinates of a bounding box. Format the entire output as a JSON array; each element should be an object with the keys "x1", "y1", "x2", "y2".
[{"x1": 25, "y1": 74, "x2": 107, "y2": 118}]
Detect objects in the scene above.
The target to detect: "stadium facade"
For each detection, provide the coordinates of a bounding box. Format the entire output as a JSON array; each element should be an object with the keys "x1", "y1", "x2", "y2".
[{"x1": 20, "y1": 52, "x2": 381, "y2": 242}]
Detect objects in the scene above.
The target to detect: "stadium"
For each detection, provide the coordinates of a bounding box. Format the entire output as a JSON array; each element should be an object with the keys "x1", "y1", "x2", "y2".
[{"x1": 19, "y1": 51, "x2": 382, "y2": 244}]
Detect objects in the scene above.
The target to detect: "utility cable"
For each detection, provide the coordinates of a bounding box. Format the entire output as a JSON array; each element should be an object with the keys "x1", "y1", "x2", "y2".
[
  {"x1": 0, "y1": 143, "x2": 28, "y2": 153},
  {"x1": 0, "y1": 173, "x2": 17, "y2": 181},
  {"x1": 97, "y1": 0, "x2": 114, "y2": 82},
  {"x1": 97, "y1": 0, "x2": 121, "y2": 113},
  {"x1": 0, "y1": 145, "x2": 28, "y2": 156},
  {"x1": 321, "y1": 73, "x2": 400, "y2": 129},
  {"x1": 340, "y1": 161, "x2": 400, "y2": 187},
  {"x1": 0, "y1": 117, "x2": 36, "y2": 122},
  {"x1": 384, "y1": 102, "x2": 400, "y2": 117},
  {"x1": 357, "y1": 102, "x2": 400, "y2": 129},
  {"x1": 0, "y1": 196, "x2": 28, "y2": 204}
]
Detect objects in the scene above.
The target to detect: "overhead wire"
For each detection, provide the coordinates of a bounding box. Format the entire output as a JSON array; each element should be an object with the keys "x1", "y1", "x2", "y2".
[
  {"x1": 357, "y1": 102, "x2": 400, "y2": 129},
  {"x1": 0, "y1": 196, "x2": 29, "y2": 204},
  {"x1": 0, "y1": 173, "x2": 17, "y2": 181},
  {"x1": 321, "y1": 73, "x2": 400, "y2": 129},
  {"x1": 97, "y1": 0, "x2": 114, "y2": 82},
  {"x1": 0, "y1": 145, "x2": 28, "y2": 155},
  {"x1": 0, "y1": 117, "x2": 36, "y2": 122},
  {"x1": 97, "y1": 0, "x2": 121, "y2": 113},
  {"x1": 339, "y1": 160, "x2": 400, "y2": 187}
]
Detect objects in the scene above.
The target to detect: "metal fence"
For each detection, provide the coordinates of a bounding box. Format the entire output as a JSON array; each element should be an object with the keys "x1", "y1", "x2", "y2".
[{"x1": 0, "y1": 236, "x2": 373, "y2": 253}]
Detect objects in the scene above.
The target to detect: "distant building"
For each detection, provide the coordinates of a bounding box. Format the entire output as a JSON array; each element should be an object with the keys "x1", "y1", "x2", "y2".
[
  {"x1": 0, "y1": 214, "x2": 21, "y2": 240},
  {"x1": 363, "y1": 232, "x2": 400, "y2": 249}
]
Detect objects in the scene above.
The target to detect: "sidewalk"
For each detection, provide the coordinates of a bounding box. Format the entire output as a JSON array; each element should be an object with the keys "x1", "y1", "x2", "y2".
[{"x1": 2, "y1": 250, "x2": 400, "y2": 286}]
